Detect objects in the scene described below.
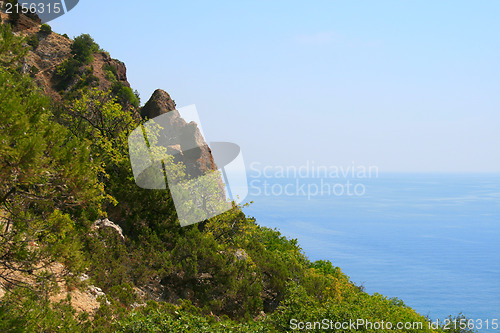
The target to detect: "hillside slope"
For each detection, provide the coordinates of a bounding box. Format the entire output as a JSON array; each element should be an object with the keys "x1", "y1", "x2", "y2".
[{"x1": 0, "y1": 14, "x2": 472, "y2": 333}]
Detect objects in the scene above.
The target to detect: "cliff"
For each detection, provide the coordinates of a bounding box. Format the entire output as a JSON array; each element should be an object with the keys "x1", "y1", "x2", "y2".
[
  {"x1": 0, "y1": 15, "x2": 463, "y2": 332},
  {"x1": 141, "y1": 89, "x2": 218, "y2": 178}
]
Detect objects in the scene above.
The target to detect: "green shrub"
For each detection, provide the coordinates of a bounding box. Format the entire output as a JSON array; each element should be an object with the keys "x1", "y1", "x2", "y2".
[
  {"x1": 102, "y1": 63, "x2": 118, "y2": 81},
  {"x1": 29, "y1": 65, "x2": 39, "y2": 77},
  {"x1": 108, "y1": 283, "x2": 138, "y2": 307},
  {"x1": 0, "y1": 288, "x2": 85, "y2": 333},
  {"x1": 26, "y1": 34, "x2": 39, "y2": 49},
  {"x1": 111, "y1": 81, "x2": 140, "y2": 108},
  {"x1": 39, "y1": 23, "x2": 52, "y2": 34},
  {"x1": 71, "y1": 33, "x2": 100, "y2": 64},
  {"x1": 55, "y1": 58, "x2": 82, "y2": 91}
]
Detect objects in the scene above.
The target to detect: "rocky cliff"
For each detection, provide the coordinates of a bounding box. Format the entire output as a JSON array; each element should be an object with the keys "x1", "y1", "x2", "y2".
[
  {"x1": 0, "y1": 9, "x2": 131, "y2": 104},
  {"x1": 141, "y1": 89, "x2": 218, "y2": 178},
  {"x1": 3, "y1": 10, "x2": 217, "y2": 179}
]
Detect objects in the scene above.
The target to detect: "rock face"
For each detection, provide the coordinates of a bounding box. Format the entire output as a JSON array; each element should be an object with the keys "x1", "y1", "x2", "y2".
[
  {"x1": 95, "y1": 52, "x2": 131, "y2": 89},
  {"x1": 24, "y1": 31, "x2": 73, "y2": 101},
  {"x1": 235, "y1": 249, "x2": 248, "y2": 261},
  {"x1": 91, "y1": 218, "x2": 125, "y2": 240},
  {"x1": 140, "y1": 89, "x2": 217, "y2": 178},
  {"x1": 0, "y1": 9, "x2": 41, "y2": 32},
  {"x1": 140, "y1": 89, "x2": 177, "y2": 119},
  {"x1": 4, "y1": 11, "x2": 133, "y2": 105}
]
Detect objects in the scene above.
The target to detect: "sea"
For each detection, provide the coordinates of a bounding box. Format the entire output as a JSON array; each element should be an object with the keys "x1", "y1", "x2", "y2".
[{"x1": 242, "y1": 172, "x2": 500, "y2": 332}]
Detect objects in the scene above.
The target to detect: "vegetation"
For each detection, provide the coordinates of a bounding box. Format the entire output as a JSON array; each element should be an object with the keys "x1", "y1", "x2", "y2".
[
  {"x1": 55, "y1": 34, "x2": 101, "y2": 92},
  {"x1": 39, "y1": 23, "x2": 52, "y2": 35},
  {"x1": 104, "y1": 63, "x2": 141, "y2": 107},
  {"x1": 71, "y1": 34, "x2": 100, "y2": 64},
  {"x1": 0, "y1": 22, "x2": 26, "y2": 69},
  {"x1": 55, "y1": 34, "x2": 138, "y2": 107},
  {"x1": 26, "y1": 34, "x2": 39, "y2": 49},
  {"x1": 0, "y1": 21, "x2": 477, "y2": 332}
]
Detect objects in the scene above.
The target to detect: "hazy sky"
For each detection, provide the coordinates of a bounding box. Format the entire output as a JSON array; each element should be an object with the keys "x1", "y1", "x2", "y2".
[{"x1": 50, "y1": 1, "x2": 500, "y2": 172}]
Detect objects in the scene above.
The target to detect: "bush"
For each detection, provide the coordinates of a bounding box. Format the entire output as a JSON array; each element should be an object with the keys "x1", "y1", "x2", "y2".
[
  {"x1": 71, "y1": 34, "x2": 100, "y2": 64},
  {"x1": 111, "y1": 81, "x2": 140, "y2": 108},
  {"x1": 29, "y1": 65, "x2": 39, "y2": 77},
  {"x1": 55, "y1": 58, "x2": 82, "y2": 91},
  {"x1": 26, "y1": 34, "x2": 39, "y2": 49},
  {"x1": 102, "y1": 63, "x2": 118, "y2": 81},
  {"x1": 39, "y1": 23, "x2": 52, "y2": 34}
]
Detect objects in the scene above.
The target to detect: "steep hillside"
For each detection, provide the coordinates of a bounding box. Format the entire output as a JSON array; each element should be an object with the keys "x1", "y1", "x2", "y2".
[{"x1": 0, "y1": 13, "x2": 473, "y2": 333}]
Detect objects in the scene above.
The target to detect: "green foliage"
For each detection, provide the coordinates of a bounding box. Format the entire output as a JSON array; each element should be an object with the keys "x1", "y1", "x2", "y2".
[
  {"x1": 26, "y1": 34, "x2": 39, "y2": 49},
  {"x1": 62, "y1": 88, "x2": 137, "y2": 167},
  {"x1": 102, "y1": 63, "x2": 117, "y2": 80},
  {"x1": 0, "y1": 288, "x2": 85, "y2": 333},
  {"x1": 102, "y1": 63, "x2": 140, "y2": 107},
  {"x1": 109, "y1": 283, "x2": 138, "y2": 307},
  {"x1": 310, "y1": 259, "x2": 342, "y2": 277},
  {"x1": 71, "y1": 34, "x2": 99, "y2": 64},
  {"x1": 55, "y1": 34, "x2": 101, "y2": 92},
  {"x1": 115, "y1": 301, "x2": 273, "y2": 333},
  {"x1": 57, "y1": 35, "x2": 139, "y2": 106},
  {"x1": 0, "y1": 23, "x2": 27, "y2": 70},
  {"x1": 111, "y1": 81, "x2": 140, "y2": 108},
  {"x1": 39, "y1": 23, "x2": 52, "y2": 34}
]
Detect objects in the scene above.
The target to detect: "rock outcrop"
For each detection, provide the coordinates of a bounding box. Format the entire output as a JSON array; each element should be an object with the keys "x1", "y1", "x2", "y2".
[
  {"x1": 24, "y1": 31, "x2": 73, "y2": 101},
  {"x1": 91, "y1": 218, "x2": 125, "y2": 240},
  {"x1": 4, "y1": 11, "x2": 217, "y2": 182},
  {"x1": 140, "y1": 89, "x2": 218, "y2": 178},
  {"x1": 140, "y1": 89, "x2": 177, "y2": 119},
  {"x1": 0, "y1": 7, "x2": 40, "y2": 31},
  {"x1": 1, "y1": 10, "x2": 133, "y2": 105},
  {"x1": 93, "y1": 51, "x2": 131, "y2": 90}
]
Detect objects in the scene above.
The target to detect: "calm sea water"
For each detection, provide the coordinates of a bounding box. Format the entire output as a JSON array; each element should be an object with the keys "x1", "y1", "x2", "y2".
[{"x1": 243, "y1": 173, "x2": 500, "y2": 332}]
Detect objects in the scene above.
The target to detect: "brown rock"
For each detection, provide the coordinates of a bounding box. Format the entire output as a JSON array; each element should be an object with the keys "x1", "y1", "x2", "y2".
[
  {"x1": 140, "y1": 89, "x2": 218, "y2": 178},
  {"x1": 7, "y1": 11, "x2": 41, "y2": 32},
  {"x1": 24, "y1": 30, "x2": 72, "y2": 101},
  {"x1": 140, "y1": 89, "x2": 176, "y2": 119},
  {"x1": 100, "y1": 52, "x2": 130, "y2": 87}
]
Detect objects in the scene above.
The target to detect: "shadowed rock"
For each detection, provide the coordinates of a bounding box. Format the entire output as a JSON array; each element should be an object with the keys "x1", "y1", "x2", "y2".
[{"x1": 140, "y1": 89, "x2": 217, "y2": 179}]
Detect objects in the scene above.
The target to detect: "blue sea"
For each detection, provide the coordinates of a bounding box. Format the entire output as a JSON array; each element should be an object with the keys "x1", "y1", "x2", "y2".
[{"x1": 243, "y1": 173, "x2": 500, "y2": 332}]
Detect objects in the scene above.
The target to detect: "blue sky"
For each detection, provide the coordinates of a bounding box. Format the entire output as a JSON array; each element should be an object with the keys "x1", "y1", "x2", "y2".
[{"x1": 51, "y1": 0, "x2": 500, "y2": 172}]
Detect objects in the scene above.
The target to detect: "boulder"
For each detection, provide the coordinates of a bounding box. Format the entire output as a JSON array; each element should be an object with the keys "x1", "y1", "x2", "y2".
[
  {"x1": 140, "y1": 89, "x2": 218, "y2": 178},
  {"x1": 235, "y1": 249, "x2": 248, "y2": 261},
  {"x1": 91, "y1": 218, "x2": 125, "y2": 240}
]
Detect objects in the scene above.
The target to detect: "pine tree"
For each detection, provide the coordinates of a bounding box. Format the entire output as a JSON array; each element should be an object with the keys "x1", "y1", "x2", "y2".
[{"x1": 0, "y1": 26, "x2": 102, "y2": 289}]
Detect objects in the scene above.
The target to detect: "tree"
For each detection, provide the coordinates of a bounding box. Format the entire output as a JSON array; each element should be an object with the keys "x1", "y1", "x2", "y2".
[
  {"x1": 0, "y1": 26, "x2": 103, "y2": 289},
  {"x1": 0, "y1": 23, "x2": 27, "y2": 70},
  {"x1": 71, "y1": 34, "x2": 100, "y2": 64},
  {"x1": 39, "y1": 23, "x2": 52, "y2": 34}
]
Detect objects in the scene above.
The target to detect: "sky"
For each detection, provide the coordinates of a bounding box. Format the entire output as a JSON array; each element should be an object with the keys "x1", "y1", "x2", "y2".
[{"x1": 50, "y1": 0, "x2": 500, "y2": 172}]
